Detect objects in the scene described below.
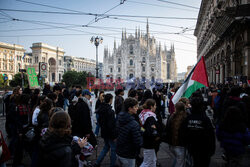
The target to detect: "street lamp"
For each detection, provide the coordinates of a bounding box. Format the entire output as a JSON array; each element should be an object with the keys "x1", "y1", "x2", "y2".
[{"x1": 90, "y1": 36, "x2": 103, "y2": 78}]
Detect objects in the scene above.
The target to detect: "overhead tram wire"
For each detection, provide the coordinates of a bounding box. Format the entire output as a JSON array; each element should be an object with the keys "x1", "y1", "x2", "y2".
[
  {"x1": 3, "y1": 18, "x2": 197, "y2": 44},
  {"x1": 157, "y1": 0, "x2": 199, "y2": 10},
  {"x1": 16, "y1": 0, "x2": 126, "y2": 26},
  {"x1": 16, "y1": 0, "x2": 85, "y2": 13},
  {"x1": 127, "y1": 0, "x2": 197, "y2": 12},
  {"x1": 86, "y1": 0, "x2": 126, "y2": 26},
  {"x1": 0, "y1": 9, "x2": 197, "y2": 20}
]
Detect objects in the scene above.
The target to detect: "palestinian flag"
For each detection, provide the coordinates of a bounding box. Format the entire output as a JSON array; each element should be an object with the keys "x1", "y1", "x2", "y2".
[{"x1": 172, "y1": 56, "x2": 209, "y2": 104}]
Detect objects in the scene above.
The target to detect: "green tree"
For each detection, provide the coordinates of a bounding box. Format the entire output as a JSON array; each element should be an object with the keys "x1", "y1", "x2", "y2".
[
  {"x1": 0, "y1": 74, "x2": 8, "y2": 88},
  {"x1": 62, "y1": 71, "x2": 92, "y2": 88},
  {"x1": 62, "y1": 71, "x2": 79, "y2": 88},
  {"x1": 9, "y1": 73, "x2": 29, "y2": 88}
]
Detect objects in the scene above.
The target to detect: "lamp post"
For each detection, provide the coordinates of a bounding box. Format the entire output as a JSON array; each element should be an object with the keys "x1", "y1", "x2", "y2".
[{"x1": 90, "y1": 36, "x2": 103, "y2": 78}]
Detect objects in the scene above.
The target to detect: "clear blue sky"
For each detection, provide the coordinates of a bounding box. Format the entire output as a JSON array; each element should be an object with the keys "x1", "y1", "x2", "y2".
[{"x1": 0, "y1": 0, "x2": 201, "y2": 72}]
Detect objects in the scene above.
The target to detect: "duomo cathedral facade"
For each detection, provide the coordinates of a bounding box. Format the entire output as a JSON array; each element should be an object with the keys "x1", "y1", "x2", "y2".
[{"x1": 103, "y1": 22, "x2": 177, "y2": 83}]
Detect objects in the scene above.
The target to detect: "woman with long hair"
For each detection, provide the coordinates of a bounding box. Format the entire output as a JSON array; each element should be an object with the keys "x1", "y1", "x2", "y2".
[
  {"x1": 32, "y1": 95, "x2": 46, "y2": 126},
  {"x1": 38, "y1": 111, "x2": 87, "y2": 167},
  {"x1": 166, "y1": 102, "x2": 187, "y2": 167},
  {"x1": 94, "y1": 91, "x2": 104, "y2": 137},
  {"x1": 37, "y1": 98, "x2": 53, "y2": 134},
  {"x1": 139, "y1": 99, "x2": 160, "y2": 167},
  {"x1": 217, "y1": 106, "x2": 250, "y2": 166}
]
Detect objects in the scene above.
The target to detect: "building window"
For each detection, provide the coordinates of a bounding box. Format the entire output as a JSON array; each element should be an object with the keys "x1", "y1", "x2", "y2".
[
  {"x1": 9, "y1": 64, "x2": 13, "y2": 70},
  {"x1": 130, "y1": 59, "x2": 133, "y2": 66},
  {"x1": 4, "y1": 54, "x2": 7, "y2": 60},
  {"x1": 142, "y1": 57, "x2": 146, "y2": 63},
  {"x1": 167, "y1": 63, "x2": 170, "y2": 79},
  {"x1": 118, "y1": 67, "x2": 120, "y2": 73},
  {"x1": 59, "y1": 60, "x2": 62, "y2": 66},
  {"x1": 35, "y1": 57, "x2": 38, "y2": 63},
  {"x1": 59, "y1": 74, "x2": 61, "y2": 81},
  {"x1": 118, "y1": 58, "x2": 121, "y2": 64},
  {"x1": 4, "y1": 63, "x2": 7, "y2": 70},
  {"x1": 110, "y1": 68, "x2": 113, "y2": 73},
  {"x1": 129, "y1": 45, "x2": 133, "y2": 54},
  {"x1": 42, "y1": 57, "x2": 45, "y2": 62},
  {"x1": 142, "y1": 66, "x2": 145, "y2": 72},
  {"x1": 10, "y1": 55, "x2": 13, "y2": 60}
]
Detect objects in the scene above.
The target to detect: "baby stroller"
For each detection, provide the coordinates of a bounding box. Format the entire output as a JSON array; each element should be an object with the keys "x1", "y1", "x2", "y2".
[{"x1": 73, "y1": 136, "x2": 95, "y2": 167}]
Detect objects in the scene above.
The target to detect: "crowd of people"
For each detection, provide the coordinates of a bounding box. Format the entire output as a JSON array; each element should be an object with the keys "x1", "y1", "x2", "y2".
[{"x1": 0, "y1": 82, "x2": 250, "y2": 167}]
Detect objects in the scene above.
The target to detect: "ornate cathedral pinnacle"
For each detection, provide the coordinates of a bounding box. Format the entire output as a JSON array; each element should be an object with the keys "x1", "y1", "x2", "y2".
[
  {"x1": 114, "y1": 39, "x2": 116, "y2": 50},
  {"x1": 122, "y1": 29, "x2": 124, "y2": 40},
  {"x1": 125, "y1": 28, "x2": 127, "y2": 39},
  {"x1": 146, "y1": 18, "x2": 149, "y2": 38},
  {"x1": 138, "y1": 26, "x2": 140, "y2": 38},
  {"x1": 135, "y1": 27, "x2": 137, "y2": 39}
]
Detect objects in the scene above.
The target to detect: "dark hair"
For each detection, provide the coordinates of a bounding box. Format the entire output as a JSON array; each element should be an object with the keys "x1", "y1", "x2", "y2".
[
  {"x1": 220, "y1": 106, "x2": 247, "y2": 133},
  {"x1": 34, "y1": 88, "x2": 40, "y2": 95},
  {"x1": 115, "y1": 89, "x2": 124, "y2": 96},
  {"x1": 128, "y1": 89, "x2": 138, "y2": 98},
  {"x1": 190, "y1": 96, "x2": 204, "y2": 113},
  {"x1": 175, "y1": 102, "x2": 185, "y2": 113},
  {"x1": 53, "y1": 85, "x2": 62, "y2": 92},
  {"x1": 49, "y1": 107, "x2": 65, "y2": 120},
  {"x1": 142, "y1": 99, "x2": 156, "y2": 110},
  {"x1": 63, "y1": 89, "x2": 70, "y2": 99},
  {"x1": 140, "y1": 89, "x2": 153, "y2": 105},
  {"x1": 124, "y1": 97, "x2": 138, "y2": 112},
  {"x1": 47, "y1": 93, "x2": 58, "y2": 101},
  {"x1": 34, "y1": 95, "x2": 46, "y2": 109},
  {"x1": 75, "y1": 90, "x2": 82, "y2": 97},
  {"x1": 99, "y1": 90, "x2": 104, "y2": 96},
  {"x1": 104, "y1": 93, "x2": 113, "y2": 103},
  {"x1": 17, "y1": 94, "x2": 30, "y2": 105},
  {"x1": 40, "y1": 98, "x2": 53, "y2": 114},
  {"x1": 49, "y1": 111, "x2": 71, "y2": 137}
]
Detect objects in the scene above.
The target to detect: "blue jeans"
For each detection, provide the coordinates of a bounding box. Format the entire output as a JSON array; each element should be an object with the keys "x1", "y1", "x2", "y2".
[
  {"x1": 96, "y1": 138, "x2": 116, "y2": 167},
  {"x1": 94, "y1": 114, "x2": 100, "y2": 136}
]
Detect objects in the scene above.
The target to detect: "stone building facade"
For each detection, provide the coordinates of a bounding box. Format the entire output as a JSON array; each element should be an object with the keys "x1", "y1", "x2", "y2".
[
  {"x1": 194, "y1": 0, "x2": 250, "y2": 84},
  {"x1": 0, "y1": 42, "x2": 26, "y2": 80},
  {"x1": 64, "y1": 56, "x2": 102, "y2": 78},
  {"x1": 30, "y1": 43, "x2": 65, "y2": 83},
  {"x1": 103, "y1": 22, "x2": 177, "y2": 83}
]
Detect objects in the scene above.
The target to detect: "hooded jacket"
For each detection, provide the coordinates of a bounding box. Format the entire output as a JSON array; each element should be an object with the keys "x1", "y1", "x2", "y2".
[
  {"x1": 116, "y1": 111, "x2": 143, "y2": 159},
  {"x1": 98, "y1": 103, "x2": 117, "y2": 139},
  {"x1": 71, "y1": 98, "x2": 92, "y2": 138},
  {"x1": 38, "y1": 131, "x2": 80, "y2": 167}
]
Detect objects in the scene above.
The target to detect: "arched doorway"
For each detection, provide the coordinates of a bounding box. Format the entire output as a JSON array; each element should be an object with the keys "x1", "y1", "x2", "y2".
[
  {"x1": 235, "y1": 36, "x2": 244, "y2": 76},
  {"x1": 48, "y1": 58, "x2": 56, "y2": 82},
  {"x1": 129, "y1": 73, "x2": 134, "y2": 79}
]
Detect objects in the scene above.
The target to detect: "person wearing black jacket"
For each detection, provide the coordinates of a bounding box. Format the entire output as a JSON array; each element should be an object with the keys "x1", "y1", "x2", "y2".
[
  {"x1": 71, "y1": 90, "x2": 93, "y2": 139},
  {"x1": 38, "y1": 111, "x2": 87, "y2": 167},
  {"x1": 94, "y1": 94, "x2": 117, "y2": 167},
  {"x1": 116, "y1": 97, "x2": 143, "y2": 167},
  {"x1": 182, "y1": 96, "x2": 216, "y2": 167},
  {"x1": 114, "y1": 89, "x2": 124, "y2": 115},
  {"x1": 94, "y1": 91, "x2": 105, "y2": 137}
]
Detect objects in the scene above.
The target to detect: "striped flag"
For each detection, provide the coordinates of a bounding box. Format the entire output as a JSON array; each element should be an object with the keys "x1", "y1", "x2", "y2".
[{"x1": 172, "y1": 56, "x2": 209, "y2": 104}]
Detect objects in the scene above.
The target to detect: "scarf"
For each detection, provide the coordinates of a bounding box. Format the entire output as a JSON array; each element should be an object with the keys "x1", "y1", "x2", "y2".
[{"x1": 139, "y1": 109, "x2": 157, "y2": 126}]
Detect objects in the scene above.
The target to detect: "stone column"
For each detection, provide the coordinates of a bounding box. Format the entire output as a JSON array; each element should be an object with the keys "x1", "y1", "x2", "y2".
[
  {"x1": 244, "y1": 46, "x2": 250, "y2": 79},
  {"x1": 220, "y1": 64, "x2": 223, "y2": 83},
  {"x1": 231, "y1": 53, "x2": 236, "y2": 77}
]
